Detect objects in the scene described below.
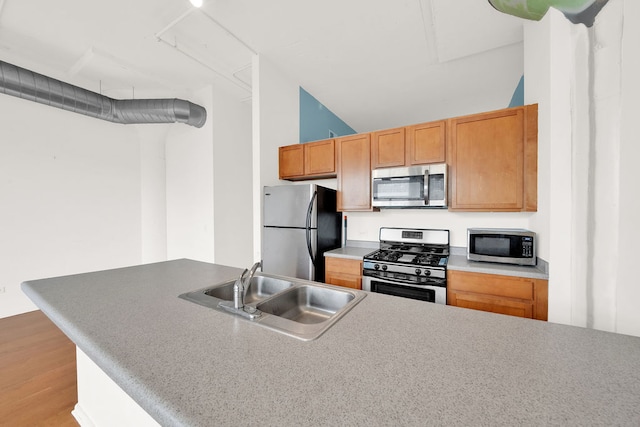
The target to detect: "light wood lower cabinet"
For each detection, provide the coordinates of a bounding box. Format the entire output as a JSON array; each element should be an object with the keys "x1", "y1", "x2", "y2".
[
  {"x1": 325, "y1": 257, "x2": 363, "y2": 290},
  {"x1": 447, "y1": 270, "x2": 548, "y2": 321}
]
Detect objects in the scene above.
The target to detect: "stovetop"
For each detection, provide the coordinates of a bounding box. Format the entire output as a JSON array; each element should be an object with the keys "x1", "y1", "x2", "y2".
[
  {"x1": 365, "y1": 247, "x2": 448, "y2": 267},
  {"x1": 363, "y1": 228, "x2": 450, "y2": 278},
  {"x1": 363, "y1": 227, "x2": 450, "y2": 288}
]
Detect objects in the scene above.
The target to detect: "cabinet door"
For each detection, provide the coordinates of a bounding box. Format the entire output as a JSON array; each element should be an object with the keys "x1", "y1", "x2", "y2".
[
  {"x1": 448, "y1": 106, "x2": 528, "y2": 211},
  {"x1": 304, "y1": 139, "x2": 335, "y2": 176},
  {"x1": 337, "y1": 134, "x2": 372, "y2": 211},
  {"x1": 371, "y1": 127, "x2": 405, "y2": 169},
  {"x1": 325, "y1": 257, "x2": 362, "y2": 290},
  {"x1": 406, "y1": 120, "x2": 446, "y2": 165},
  {"x1": 279, "y1": 145, "x2": 304, "y2": 179}
]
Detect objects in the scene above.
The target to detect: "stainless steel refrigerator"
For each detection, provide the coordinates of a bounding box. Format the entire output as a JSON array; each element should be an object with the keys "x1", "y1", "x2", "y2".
[{"x1": 262, "y1": 184, "x2": 341, "y2": 282}]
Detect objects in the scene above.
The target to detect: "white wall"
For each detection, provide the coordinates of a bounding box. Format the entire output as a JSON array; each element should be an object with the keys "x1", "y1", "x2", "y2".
[
  {"x1": 615, "y1": 0, "x2": 640, "y2": 336},
  {"x1": 1, "y1": 76, "x2": 253, "y2": 318},
  {"x1": 346, "y1": 211, "x2": 534, "y2": 248},
  {"x1": 165, "y1": 83, "x2": 254, "y2": 267},
  {"x1": 139, "y1": 126, "x2": 169, "y2": 264},
  {"x1": 212, "y1": 86, "x2": 253, "y2": 268},
  {"x1": 524, "y1": 10, "x2": 573, "y2": 326},
  {"x1": 165, "y1": 87, "x2": 215, "y2": 263},
  {"x1": 524, "y1": 0, "x2": 640, "y2": 336},
  {"x1": 0, "y1": 95, "x2": 144, "y2": 318},
  {"x1": 252, "y1": 55, "x2": 301, "y2": 263}
]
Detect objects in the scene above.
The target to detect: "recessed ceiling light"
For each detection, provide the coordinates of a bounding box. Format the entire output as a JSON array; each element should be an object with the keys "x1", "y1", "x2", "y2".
[{"x1": 190, "y1": 0, "x2": 203, "y2": 7}]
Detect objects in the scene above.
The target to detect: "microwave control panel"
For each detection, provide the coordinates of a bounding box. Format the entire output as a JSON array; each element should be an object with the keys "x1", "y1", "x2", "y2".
[{"x1": 522, "y1": 237, "x2": 534, "y2": 258}]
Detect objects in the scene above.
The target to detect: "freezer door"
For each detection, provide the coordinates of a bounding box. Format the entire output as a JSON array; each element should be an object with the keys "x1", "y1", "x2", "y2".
[
  {"x1": 263, "y1": 184, "x2": 316, "y2": 228},
  {"x1": 262, "y1": 227, "x2": 316, "y2": 281}
]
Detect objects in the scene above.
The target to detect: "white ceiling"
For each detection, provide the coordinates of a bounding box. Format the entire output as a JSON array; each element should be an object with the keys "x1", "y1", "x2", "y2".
[{"x1": 0, "y1": 0, "x2": 525, "y2": 132}]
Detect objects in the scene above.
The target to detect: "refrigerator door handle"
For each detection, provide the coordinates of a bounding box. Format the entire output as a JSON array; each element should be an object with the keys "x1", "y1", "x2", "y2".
[{"x1": 306, "y1": 191, "x2": 318, "y2": 266}]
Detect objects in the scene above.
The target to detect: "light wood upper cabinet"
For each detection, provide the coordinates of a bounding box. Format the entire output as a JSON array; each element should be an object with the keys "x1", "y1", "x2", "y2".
[
  {"x1": 406, "y1": 120, "x2": 446, "y2": 165},
  {"x1": 278, "y1": 144, "x2": 304, "y2": 180},
  {"x1": 371, "y1": 127, "x2": 406, "y2": 169},
  {"x1": 447, "y1": 269, "x2": 548, "y2": 321},
  {"x1": 448, "y1": 104, "x2": 538, "y2": 212},
  {"x1": 279, "y1": 139, "x2": 336, "y2": 180},
  {"x1": 304, "y1": 139, "x2": 336, "y2": 176},
  {"x1": 371, "y1": 121, "x2": 446, "y2": 169},
  {"x1": 336, "y1": 133, "x2": 372, "y2": 211},
  {"x1": 278, "y1": 104, "x2": 538, "y2": 212}
]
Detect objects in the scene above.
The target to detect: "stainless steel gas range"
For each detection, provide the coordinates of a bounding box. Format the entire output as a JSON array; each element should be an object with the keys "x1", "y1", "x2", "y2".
[{"x1": 362, "y1": 228, "x2": 449, "y2": 304}]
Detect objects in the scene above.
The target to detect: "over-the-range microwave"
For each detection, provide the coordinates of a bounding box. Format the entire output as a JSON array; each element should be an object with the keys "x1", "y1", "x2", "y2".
[
  {"x1": 467, "y1": 228, "x2": 536, "y2": 266},
  {"x1": 371, "y1": 163, "x2": 447, "y2": 208}
]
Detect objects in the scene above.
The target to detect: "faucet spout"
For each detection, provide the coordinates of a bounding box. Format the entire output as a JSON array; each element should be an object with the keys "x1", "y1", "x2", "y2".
[
  {"x1": 233, "y1": 261, "x2": 262, "y2": 309},
  {"x1": 243, "y1": 261, "x2": 262, "y2": 289}
]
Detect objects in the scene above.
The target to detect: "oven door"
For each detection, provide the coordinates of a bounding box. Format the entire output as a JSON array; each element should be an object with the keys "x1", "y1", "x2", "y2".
[{"x1": 362, "y1": 276, "x2": 446, "y2": 304}]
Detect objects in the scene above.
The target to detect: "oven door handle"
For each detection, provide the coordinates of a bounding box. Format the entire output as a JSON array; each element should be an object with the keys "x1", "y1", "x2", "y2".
[{"x1": 362, "y1": 272, "x2": 445, "y2": 288}]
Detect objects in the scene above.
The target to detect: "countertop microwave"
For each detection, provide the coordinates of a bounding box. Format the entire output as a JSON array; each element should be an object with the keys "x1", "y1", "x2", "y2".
[
  {"x1": 371, "y1": 163, "x2": 447, "y2": 208},
  {"x1": 467, "y1": 228, "x2": 536, "y2": 266}
]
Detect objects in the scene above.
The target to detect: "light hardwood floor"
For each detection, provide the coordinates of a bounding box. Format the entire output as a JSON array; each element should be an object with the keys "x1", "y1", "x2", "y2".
[{"x1": 0, "y1": 310, "x2": 78, "y2": 426}]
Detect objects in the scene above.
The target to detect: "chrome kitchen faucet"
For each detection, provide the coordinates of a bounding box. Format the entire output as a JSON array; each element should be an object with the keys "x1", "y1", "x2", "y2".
[{"x1": 218, "y1": 261, "x2": 263, "y2": 320}]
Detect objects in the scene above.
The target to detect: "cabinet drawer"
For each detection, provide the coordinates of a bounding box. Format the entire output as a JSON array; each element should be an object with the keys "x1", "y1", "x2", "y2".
[
  {"x1": 448, "y1": 291, "x2": 534, "y2": 318},
  {"x1": 448, "y1": 270, "x2": 534, "y2": 300},
  {"x1": 325, "y1": 257, "x2": 362, "y2": 276},
  {"x1": 325, "y1": 274, "x2": 362, "y2": 290}
]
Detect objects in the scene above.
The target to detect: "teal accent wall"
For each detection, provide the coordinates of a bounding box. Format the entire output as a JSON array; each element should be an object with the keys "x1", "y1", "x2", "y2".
[
  {"x1": 508, "y1": 75, "x2": 525, "y2": 108},
  {"x1": 299, "y1": 87, "x2": 356, "y2": 143}
]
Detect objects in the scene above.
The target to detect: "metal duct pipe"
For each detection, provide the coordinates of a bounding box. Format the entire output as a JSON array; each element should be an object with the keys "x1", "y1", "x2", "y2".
[{"x1": 0, "y1": 60, "x2": 207, "y2": 128}]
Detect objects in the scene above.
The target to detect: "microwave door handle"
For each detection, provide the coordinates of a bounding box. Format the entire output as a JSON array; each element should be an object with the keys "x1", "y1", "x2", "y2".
[{"x1": 424, "y1": 169, "x2": 429, "y2": 205}]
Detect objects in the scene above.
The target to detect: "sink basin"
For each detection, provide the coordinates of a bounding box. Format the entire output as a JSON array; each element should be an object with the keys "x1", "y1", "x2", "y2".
[
  {"x1": 179, "y1": 273, "x2": 366, "y2": 341},
  {"x1": 204, "y1": 275, "x2": 294, "y2": 304},
  {"x1": 180, "y1": 274, "x2": 294, "y2": 309},
  {"x1": 256, "y1": 285, "x2": 354, "y2": 324}
]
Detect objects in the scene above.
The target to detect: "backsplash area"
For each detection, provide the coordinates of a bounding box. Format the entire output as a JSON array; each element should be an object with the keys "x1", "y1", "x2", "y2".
[{"x1": 345, "y1": 209, "x2": 538, "y2": 251}]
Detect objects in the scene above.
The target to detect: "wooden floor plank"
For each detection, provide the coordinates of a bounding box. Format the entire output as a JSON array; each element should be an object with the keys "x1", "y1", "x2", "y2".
[{"x1": 0, "y1": 310, "x2": 78, "y2": 426}]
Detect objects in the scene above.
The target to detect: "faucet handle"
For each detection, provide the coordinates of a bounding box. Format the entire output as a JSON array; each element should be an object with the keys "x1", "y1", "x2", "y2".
[{"x1": 233, "y1": 268, "x2": 249, "y2": 309}]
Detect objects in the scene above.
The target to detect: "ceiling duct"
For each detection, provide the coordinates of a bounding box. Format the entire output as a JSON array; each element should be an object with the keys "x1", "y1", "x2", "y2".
[{"x1": 0, "y1": 60, "x2": 206, "y2": 128}]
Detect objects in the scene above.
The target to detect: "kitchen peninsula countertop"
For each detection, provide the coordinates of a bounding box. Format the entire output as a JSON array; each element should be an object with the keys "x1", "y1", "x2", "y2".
[{"x1": 22, "y1": 259, "x2": 640, "y2": 426}]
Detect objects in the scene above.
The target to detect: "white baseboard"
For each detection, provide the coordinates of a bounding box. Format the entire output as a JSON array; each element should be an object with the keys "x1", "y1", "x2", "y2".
[{"x1": 72, "y1": 403, "x2": 96, "y2": 427}]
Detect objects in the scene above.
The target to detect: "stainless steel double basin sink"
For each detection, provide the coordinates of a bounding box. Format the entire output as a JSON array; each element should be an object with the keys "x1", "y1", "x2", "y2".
[{"x1": 179, "y1": 273, "x2": 366, "y2": 341}]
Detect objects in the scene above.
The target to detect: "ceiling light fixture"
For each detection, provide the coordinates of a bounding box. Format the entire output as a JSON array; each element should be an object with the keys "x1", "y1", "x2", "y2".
[{"x1": 190, "y1": 0, "x2": 203, "y2": 7}]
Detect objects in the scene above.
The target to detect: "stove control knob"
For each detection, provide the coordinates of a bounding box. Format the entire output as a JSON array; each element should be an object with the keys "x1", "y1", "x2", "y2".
[
  {"x1": 415, "y1": 269, "x2": 421, "y2": 275},
  {"x1": 382, "y1": 265, "x2": 388, "y2": 271},
  {"x1": 374, "y1": 264, "x2": 380, "y2": 270},
  {"x1": 425, "y1": 270, "x2": 431, "y2": 277}
]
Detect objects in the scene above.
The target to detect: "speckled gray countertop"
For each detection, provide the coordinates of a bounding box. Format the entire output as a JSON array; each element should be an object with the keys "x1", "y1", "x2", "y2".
[
  {"x1": 22, "y1": 259, "x2": 640, "y2": 426},
  {"x1": 448, "y1": 254, "x2": 549, "y2": 279},
  {"x1": 324, "y1": 246, "x2": 375, "y2": 260},
  {"x1": 327, "y1": 244, "x2": 549, "y2": 280}
]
